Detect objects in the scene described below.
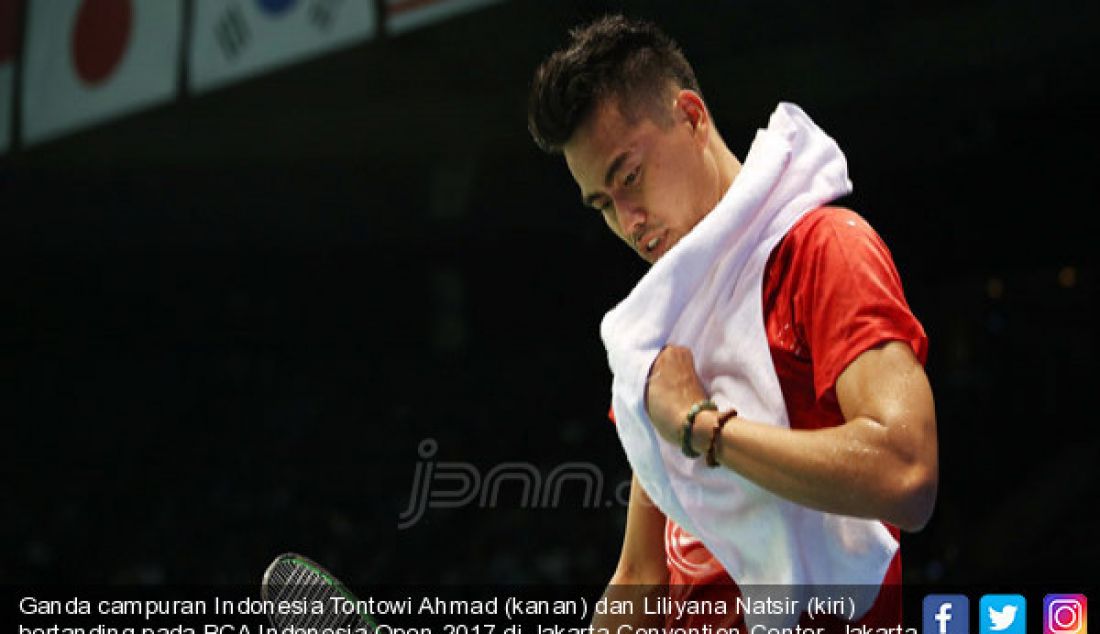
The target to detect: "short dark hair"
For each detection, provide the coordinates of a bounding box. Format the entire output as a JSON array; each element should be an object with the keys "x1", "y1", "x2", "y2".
[{"x1": 527, "y1": 15, "x2": 701, "y2": 154}]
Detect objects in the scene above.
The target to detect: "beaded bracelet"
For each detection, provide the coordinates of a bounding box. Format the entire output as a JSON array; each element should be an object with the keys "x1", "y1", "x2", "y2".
[{"x1": 681, "y1": 399, "x2": 717, "y2": 458}]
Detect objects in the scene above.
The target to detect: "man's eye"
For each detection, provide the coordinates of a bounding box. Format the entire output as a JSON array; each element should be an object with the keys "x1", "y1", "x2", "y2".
[{"x1": 624, "y1": 167, "x2": 640, "y2": 187}]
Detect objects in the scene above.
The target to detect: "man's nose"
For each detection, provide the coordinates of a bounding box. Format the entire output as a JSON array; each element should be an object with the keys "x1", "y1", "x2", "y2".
[{"x1": 615, "y1": 202, "x2": 646, "y2": 241}]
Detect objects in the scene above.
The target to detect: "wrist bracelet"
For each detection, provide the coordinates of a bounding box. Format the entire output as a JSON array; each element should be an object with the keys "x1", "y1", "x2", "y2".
[
  {"x1": 705, "y1": 409, "x2": 739, "y2": 468},
  {"x1": 681, "y1": 399, "x2": 717, "y2": 458}
]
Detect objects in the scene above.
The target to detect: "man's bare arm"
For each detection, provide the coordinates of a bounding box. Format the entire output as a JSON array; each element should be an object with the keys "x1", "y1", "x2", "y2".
[
  {"x1": 591, "y1": 475, "x2": 668, "y2": 630},
  {"x1": 648, "y1": 341, "x2": 938, "y2": 531}
]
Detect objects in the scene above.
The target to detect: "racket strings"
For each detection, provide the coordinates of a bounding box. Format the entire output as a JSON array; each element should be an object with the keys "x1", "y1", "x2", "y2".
[{"x1": 264, "y1": 559, "x2": 368, "y2": 631}]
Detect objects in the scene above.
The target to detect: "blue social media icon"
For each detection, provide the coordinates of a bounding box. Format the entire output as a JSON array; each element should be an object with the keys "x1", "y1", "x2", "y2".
[
  {"x1": 981, "y1": 595, "x2": 1026, "y2": 634},
  {"x1": 925, "y1": 595, "x2": 970, "y2": 634}
]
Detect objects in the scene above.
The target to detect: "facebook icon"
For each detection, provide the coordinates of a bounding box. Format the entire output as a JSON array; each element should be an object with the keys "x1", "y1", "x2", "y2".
[{"x1": 924, "y1": 595, "x2": 970, "y2": 634}]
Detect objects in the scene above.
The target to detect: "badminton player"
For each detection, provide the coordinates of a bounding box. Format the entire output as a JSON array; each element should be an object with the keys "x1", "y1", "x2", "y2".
[{"x1": 527, "y1": 15, "x2": 937, "y2": 633}]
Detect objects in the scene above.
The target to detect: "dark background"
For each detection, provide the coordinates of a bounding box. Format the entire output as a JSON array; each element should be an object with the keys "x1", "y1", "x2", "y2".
[{"x1": 3, "y1": 0, "x2": 1097, "y2": 590}]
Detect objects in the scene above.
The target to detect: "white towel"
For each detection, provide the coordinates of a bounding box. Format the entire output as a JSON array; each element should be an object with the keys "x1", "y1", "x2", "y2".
[{"x1": 600, "y1": 103, "x2": 898, "y2": 627}]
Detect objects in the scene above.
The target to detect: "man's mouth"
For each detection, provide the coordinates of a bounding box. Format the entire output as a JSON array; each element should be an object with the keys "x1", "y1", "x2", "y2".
[{"x1": 638, "y1": 230, "x2": 667, "y2": 261}]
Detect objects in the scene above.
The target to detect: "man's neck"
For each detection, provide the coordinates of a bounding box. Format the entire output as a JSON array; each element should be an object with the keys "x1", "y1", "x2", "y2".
[{"x1": 709, "y1": 135, "x2": 742, "y2": 203}]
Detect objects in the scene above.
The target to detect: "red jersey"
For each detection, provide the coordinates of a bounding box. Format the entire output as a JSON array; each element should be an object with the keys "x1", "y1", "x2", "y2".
[{"x1": 612, "y1": 206, "x2": 929, "y2": 631}]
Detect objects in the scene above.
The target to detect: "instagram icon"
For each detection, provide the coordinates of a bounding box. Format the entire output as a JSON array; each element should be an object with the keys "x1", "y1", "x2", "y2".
[{"x1": 1045, "y1": 595, "x2": 1088, "y2": 634}]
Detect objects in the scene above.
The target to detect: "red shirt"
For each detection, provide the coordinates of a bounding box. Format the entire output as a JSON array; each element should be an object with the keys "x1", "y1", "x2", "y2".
[{"x1": 613, "y1": 207, "x2": 928, "y2": 631}]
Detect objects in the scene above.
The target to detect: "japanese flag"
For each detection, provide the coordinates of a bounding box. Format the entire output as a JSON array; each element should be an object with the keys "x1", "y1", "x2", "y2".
[
  {"x1": 0, "y1": 0, "x2": 18, "y2": 154},
  {"x1": 21, "y1": 0, "x2": 183, "y2": 146},
  {"x1": 189, "y1": 0, "x2": 376, "y2": 94},
  {"x1": 385, "y1": 0, "x2": 501, "y2": 36}
]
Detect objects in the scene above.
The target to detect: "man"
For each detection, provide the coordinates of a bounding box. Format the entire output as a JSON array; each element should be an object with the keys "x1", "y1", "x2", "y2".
[{"x1": 527, "y1": 15, "x2": 937, "y2": 633}]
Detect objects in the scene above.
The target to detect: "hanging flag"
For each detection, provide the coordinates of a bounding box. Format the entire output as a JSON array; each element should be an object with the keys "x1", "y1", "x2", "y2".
[
  {"x1": 385, "y1": 0, "x2": 501, "y2": 36},
  {"x1": 189, "y1": 0, "x2": 376, "y2": 94},
  {"x1": 20, "y1": 0, "x2": 183, "y2": 146},
  {"x1": 0, "y1": 0, "x2": 19, "y2": 154}
]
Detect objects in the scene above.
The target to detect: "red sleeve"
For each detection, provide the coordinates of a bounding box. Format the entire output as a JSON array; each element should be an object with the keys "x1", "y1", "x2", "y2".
[
  {"x1": 792, "y1": 208, "x2": 928, "y2": 400},
  {"x1": 608, "y1": 406, "x2": 616, "y2": 424}
]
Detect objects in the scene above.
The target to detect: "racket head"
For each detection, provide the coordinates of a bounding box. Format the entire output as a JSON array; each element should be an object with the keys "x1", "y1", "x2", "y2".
[{"x1": 261, "y1": 552, "x2": 377, "y2": 632}]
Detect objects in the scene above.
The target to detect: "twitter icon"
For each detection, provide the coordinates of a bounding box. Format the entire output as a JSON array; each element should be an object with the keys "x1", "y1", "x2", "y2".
[{"x1": 981, "y1": 595, "x2": 1026, "y2": 634}]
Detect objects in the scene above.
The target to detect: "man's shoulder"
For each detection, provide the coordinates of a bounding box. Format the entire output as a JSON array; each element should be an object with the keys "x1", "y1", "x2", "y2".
[
  {"x1": 767, "y1": 206, "x2": 890, "y2": 299},
  {"x1": 787, "y1": 205, "x2": 875, "y2": 246}
]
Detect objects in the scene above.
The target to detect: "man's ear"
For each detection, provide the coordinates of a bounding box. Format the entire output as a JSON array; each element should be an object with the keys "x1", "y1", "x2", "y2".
[{"x1": 674, "y1": 90, "x2": 709, "y2": 145}]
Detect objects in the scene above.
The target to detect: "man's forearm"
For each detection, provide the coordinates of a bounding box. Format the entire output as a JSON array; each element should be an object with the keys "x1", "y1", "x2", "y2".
[
  {"x1": 691, "y1": 410, "x2": 935, "y2": 531},
  {"x1": 649, "y1": 342, "x2": 938, "y2": 531}
]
